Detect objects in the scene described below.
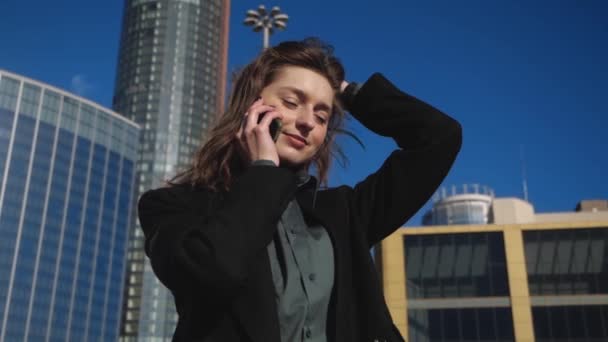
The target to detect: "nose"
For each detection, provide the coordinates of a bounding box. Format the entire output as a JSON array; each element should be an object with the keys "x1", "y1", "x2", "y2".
[{"x1": 295, "y1": 106, "x2": 315, "y2": 132}]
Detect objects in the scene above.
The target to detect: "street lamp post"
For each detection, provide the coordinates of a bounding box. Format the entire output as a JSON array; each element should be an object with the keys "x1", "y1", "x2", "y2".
[{"x1": 244, "y1": 5, "x2": 288, "y2": 49}]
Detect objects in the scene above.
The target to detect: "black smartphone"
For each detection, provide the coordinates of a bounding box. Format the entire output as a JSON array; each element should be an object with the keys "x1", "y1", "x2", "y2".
[
  {"x1": 258, "y1": 112, "x2": 282, "y2": 142},
  {"x1": 269, "y1": 118, "x2": 282, "y2": 142}
]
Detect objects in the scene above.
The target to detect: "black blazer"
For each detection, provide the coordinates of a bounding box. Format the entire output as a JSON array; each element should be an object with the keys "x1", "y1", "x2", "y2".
[{"x1": 138, "y1": 73, "x2": 462, "y2": 341}]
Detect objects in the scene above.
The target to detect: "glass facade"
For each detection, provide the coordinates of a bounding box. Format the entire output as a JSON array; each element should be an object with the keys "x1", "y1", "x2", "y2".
[
  {"x1": 0, "y1": 71, "x2": 139, "y2": 341},
  {"x1": 112, "y1": 0, "x2": 230, "y2": 339},
  {"x1": 532, "y1": 305, "x2": 608, "y2": 341},
  {"x1": 405, "y1": 233, "x2": 510, "y2": 298},
  {"x1": 524, "y1": 228, "x2": 608, "y2": 295},
  {"x1": 524, "y1": 228, "x2": 608, "y2": 341},
  {"x1": 408, "y1": 307, "x2": 515, "y2": 342},
  {"x1": 404, "y1": 232, "x2": 514, "y2": 341}
]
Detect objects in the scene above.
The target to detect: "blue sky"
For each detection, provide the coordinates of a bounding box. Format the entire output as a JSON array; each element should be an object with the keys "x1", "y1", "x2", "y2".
[{"x1": 1, "y1": 0, "x2": 606, "y2": 225}]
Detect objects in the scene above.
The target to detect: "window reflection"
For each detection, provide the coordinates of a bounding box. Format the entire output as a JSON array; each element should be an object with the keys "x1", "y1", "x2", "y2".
[
  {"x1": 408, "y1": 307, "x2": 515, "y2": 342},
  {"x1": 533, "y1": 305, "x2": 608, "y2": 341},
  {"x1": 524, "y1": 228, "x2": 608, "y2": 295},
  {"x1": 405, "y1": 232, "x2": 509, "y2": 298}
]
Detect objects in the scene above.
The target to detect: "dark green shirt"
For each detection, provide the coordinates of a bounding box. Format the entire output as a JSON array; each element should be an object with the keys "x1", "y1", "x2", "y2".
[
  {"x1": 255, "y1": 163, "x2": 334, "y2": 342},
  {"x1": 268, "y1": 199, "x2": 334, "y2": 342}
]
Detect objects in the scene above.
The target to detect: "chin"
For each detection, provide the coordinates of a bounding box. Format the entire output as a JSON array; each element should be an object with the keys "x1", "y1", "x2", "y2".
[{"x1": 277, "y1": 147, "x2": 313, "y2": 169}]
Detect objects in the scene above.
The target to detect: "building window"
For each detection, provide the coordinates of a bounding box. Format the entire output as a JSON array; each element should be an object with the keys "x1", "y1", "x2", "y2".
[
  {"x1": 524, "y1": 228, "x2": 608, "y2": 295},
  {"x1": 408, "y1": 307, "x2": 515, "y2": 342},
  {"x1": 404, "y1": 232, "x2": 510, "y2": 298},
  {"x1": 532, "y1": 305, "x2": 608, "y2": 341}
]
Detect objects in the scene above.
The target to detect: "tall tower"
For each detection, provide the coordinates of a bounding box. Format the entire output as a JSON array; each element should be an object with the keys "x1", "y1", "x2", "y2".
[
  {"x1": 422, "y1": 184, "x2": 495, "y2": 226},
  {"x1": 112, "y1": 0, "x2": 230, "y2": 339}
]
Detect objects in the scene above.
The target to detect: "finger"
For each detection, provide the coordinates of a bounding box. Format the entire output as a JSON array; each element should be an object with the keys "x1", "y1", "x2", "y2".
[
  {"x1": 251, "y1": 97, "x2": 263, "y2": 106},
  {"x1": 248, "y1": 104, "x2": 275, "y2": 118},
  {"x1": 253, "y1": 111, "x2": 283, "y2": 144},
  {"x1": 246, "y1": 98, "x2": 266, "y2": 117},
  {"x1": 244, "y1": 105, "x2": 275, "y2": 132},
  {"x1": 257, "y1": 110, "x2": 283, "y2": 128}
]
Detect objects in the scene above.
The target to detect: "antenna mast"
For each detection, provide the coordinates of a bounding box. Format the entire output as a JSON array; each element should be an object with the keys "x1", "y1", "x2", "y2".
[{"x1": 520, "y1": 144, "x2": 529, "y2": 202}]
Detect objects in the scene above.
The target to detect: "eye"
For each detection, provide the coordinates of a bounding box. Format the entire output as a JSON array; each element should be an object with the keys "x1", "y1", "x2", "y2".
[
  {"x1": 282, "y1": 99, "x2": 298, "y2": 108},
  {"x1": 315, "y1": 114, "x2": 328, "y2": 124}
]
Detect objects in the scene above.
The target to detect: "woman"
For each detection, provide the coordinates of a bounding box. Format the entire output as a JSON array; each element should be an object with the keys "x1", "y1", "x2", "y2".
[{"x1": 138, "y1": 38, "x2": 462, "y2": 342}]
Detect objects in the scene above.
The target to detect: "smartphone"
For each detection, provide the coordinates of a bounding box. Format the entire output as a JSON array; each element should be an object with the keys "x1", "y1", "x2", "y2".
[
  {"x1": 269, "y1": 118, "x2": 282, "y2": 142},
  {"x1": 258, "y1": 112, "x2": 282, "y2": 142}
]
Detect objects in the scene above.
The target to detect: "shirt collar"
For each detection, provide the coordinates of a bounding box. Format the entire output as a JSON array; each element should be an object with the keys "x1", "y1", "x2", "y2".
[{"x1": 295, "y1": 169, "x2": 317, "y2": 190}]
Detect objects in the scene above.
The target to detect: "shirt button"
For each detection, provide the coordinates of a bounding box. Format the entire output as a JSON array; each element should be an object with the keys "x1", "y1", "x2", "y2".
[{"x1": 308, "y1": 273, "x2": 316, "y2": 281}]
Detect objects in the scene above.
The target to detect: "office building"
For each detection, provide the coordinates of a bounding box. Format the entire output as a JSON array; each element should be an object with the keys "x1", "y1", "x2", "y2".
[
  {"x1": 379, "y1": 198, "x2": 608, "y2": 341},
  {"x1": 112, "y1": 0, "x2": 230, "y2": 339},
  {"x1": 0, "y1": 70, "x2": 139, "y2": 341}
]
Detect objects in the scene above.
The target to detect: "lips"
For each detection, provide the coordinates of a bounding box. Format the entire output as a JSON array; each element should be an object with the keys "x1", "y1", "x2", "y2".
[{"x1": 283, "y1": 132, "x2": 308, "y2": 147}]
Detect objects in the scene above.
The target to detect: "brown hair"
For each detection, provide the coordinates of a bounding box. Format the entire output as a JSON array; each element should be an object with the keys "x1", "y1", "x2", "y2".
[{"x1": 170, "y1": 38, "x2": 349, "y2": 190}]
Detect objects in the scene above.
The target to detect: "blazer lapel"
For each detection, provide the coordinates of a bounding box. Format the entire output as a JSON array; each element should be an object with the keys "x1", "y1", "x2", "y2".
[
  {"x1": 190, "y1": 187, "x2": 281, "y2": 342},
  {"x1": 231, "y1": 250, "x2": 281, "y2": 342}
]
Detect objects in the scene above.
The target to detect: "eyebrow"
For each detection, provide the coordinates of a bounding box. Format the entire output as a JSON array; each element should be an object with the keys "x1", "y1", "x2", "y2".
[{"x1": 279, "y1": 86, "x2": 332, "y2": 112}]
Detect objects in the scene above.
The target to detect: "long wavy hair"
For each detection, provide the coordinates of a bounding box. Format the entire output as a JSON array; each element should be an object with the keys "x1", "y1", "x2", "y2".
[{"x1": 170, "y1": 38, "x2": 350, "y2": 191}]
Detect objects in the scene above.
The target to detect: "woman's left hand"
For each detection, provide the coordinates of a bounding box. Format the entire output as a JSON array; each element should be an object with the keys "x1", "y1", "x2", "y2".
[{"x1": 340, "y1": 80, "x2": 349, "y2": 92}]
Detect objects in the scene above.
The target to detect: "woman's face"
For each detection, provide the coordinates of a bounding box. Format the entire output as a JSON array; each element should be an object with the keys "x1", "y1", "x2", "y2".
[{"x1": 260, "y1": 66, "x2": 334, "y2": 169}]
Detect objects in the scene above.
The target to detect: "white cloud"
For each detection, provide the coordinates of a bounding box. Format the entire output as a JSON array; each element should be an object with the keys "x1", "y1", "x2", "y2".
[{"x1": 70, "y1": 74, "x2": 94, "y2": 96}]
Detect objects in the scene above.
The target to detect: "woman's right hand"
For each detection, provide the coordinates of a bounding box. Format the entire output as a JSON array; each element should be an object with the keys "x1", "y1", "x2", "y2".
[{"x1": 235, "y1": 98, "x2": 284, "y2": 166}]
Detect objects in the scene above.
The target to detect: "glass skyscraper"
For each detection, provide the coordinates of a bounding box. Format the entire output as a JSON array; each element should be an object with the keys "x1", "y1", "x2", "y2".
[
  {"x1": 0, "y1": 70, "x2": 139, "y2": 341},
  {"x1": 112, "y1": 0, "x2": 230, "y2": 339}
]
